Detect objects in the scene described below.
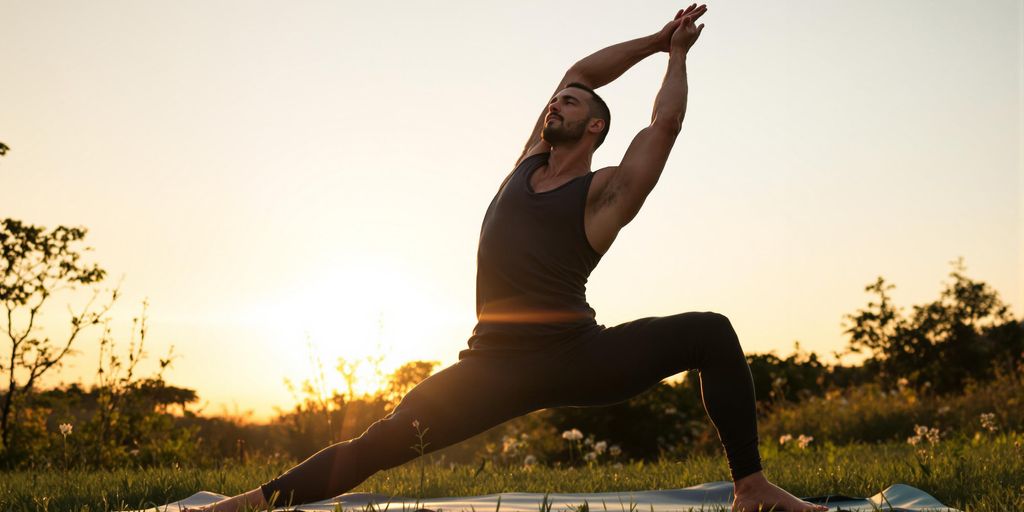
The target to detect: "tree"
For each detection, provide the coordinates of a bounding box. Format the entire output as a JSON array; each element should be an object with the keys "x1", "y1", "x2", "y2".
[
  {"x1": 381, "y1": 360, "x2": 439, "y2": 408},
  {"x1": 840, "y1": 257, "x2": 1022, "y2": 394},
  {"x1": 0, "y1": 218, "x2": 114, "y2": 455}
]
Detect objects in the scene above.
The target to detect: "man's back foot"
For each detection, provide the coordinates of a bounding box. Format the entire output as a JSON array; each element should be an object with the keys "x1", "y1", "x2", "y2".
[{"x1": 732, "y1": 471, "x2": 829, "y2": 512}]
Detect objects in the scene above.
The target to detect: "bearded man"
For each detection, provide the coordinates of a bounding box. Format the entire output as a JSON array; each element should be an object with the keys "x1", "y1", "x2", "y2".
[{"x1": 196, "y1": 6, "x2": 828, "y2": 512}]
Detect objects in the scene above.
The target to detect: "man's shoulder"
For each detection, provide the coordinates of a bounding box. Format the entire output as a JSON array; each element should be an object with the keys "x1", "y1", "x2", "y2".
[{"x1": 586, "y1": 166, "x2": 618, "y2": 207}]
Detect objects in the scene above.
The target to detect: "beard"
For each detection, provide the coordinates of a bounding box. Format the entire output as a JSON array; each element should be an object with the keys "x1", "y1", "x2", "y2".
[{"x1": 541, "y1": 118, "x2": 586, "y2": 146}]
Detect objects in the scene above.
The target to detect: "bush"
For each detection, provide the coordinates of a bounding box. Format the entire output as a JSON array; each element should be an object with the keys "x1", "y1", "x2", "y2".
[{"x1": 759, "y1": 359, "x2": 1024, "y2": 445}]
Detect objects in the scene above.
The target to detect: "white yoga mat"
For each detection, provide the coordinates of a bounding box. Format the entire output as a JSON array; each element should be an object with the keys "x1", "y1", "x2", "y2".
[{"x1": 134, "y1": 481, "x2": 960, "y2": 511}]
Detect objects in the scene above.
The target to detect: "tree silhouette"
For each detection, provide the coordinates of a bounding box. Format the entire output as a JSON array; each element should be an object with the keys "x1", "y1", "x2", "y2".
[
  {"x1": 381, "y1": 360, "x2": 439, "y2": 408},
  {"x1": 840, "y1": 257, "x2": 1022, "y2": 393},
  {"x1": 0, "y1": 218, "x2": 115, "y2": 454}
]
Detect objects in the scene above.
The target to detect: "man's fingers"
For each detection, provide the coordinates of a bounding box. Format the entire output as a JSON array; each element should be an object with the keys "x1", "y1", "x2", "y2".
[
  {"x1": 682, "y1": 5, "x2": 708, "y2": 23},
  {"x1": 672, "y1": 3, "x2": 705, "y2": 33}
]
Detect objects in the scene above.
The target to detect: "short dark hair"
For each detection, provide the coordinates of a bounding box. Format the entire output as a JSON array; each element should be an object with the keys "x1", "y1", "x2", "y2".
[{"x1": 566, "y1": 82, "x2": 611, "y2": 150}]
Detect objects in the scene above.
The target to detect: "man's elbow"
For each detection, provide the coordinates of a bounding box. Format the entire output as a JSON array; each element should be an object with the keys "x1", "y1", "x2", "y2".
[
  {"x1": 565, "y1": 65, "x2": 592, "y2": 87},
  {"x1": 651, "y1": 116, "x2": 683, "y2": 137}
]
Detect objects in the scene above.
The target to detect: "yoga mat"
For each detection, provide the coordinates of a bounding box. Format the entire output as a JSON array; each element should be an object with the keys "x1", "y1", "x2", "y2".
[{"x1": 131, "y1": 481, "x2": 960, "y2": 511}]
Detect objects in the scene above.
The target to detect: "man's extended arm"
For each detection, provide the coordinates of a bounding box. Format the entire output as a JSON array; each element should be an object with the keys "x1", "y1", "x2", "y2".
[
  {"x1": 569, "y1": 34, "x2": 661, "y2": 89},
  {"x1": 650, "y1": 4, "x2": 705, "y2": 129},
  {"x1": 517, "y1": 10, "x2": 691, "y2": 164},
  {"x1": 594, "y1": 5, "x2": 706, "y2": 229},
  {"x1": 650, "y1": 41, "x2": 690, "y2": 130},
  {"x1": 572, "y1": 7, "x2": 694, "y2": 87}
]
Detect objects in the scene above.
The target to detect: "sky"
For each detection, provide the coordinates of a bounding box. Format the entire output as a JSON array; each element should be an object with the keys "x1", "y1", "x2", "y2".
[{"x1": 1, "y1": 0, "x2": 1021, "y2": 422}]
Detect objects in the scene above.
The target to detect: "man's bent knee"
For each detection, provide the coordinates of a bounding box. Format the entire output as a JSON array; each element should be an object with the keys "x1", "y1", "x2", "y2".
[
  {"x1": 701, "y1": 311, "x2": 732, "y2": 329},
  {"x1": 697, "y1": 311, "x2": 746, "y2": 362}
]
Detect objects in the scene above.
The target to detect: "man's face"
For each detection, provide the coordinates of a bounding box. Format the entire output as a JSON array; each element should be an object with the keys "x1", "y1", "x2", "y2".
[{"x1": 541, "y1": 89, "x2": 591, "y2": 146}]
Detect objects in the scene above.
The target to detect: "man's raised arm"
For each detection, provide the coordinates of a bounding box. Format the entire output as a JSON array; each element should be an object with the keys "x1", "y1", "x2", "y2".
[
  {"x1": 517, "y1": 7, "x2": 695, "y2": 164},
  {"x1": 570, "y1": 15, "x2": 679, "y2": 88},
  {"x1": 595, "y1": 5, "x2": 706, "y2": 229},
  {"x1": 649, "y1": 6, "x2": 706, "y2": 130}
]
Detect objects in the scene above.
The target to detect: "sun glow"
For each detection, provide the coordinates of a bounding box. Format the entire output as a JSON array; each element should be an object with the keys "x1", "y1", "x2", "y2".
[{"x1": 245, "y1": 257, "x2": 460, "y2": 399}]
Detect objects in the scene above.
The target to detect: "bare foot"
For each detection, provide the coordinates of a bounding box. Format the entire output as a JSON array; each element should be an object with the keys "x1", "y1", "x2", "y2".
[
  {"x1": 182, "y1": 487, "x2": 268, "y2": 512},
  {"x1": 731, "y1": 471, "x2": 828, "y2": 512}
]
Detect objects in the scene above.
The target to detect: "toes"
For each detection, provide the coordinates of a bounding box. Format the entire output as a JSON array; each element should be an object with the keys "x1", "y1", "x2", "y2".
[{"x1": 797, "y1": 498, "x2": 828, "y2": 511}]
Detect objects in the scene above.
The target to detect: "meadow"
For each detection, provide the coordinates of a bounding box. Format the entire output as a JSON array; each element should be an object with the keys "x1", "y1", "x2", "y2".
[
  {"x1": 2, "y1": 224, "x2": 1022, "y2": 512},
  {"x1": 3, "y1": 431, "x2": 1022, "y2": 512}
]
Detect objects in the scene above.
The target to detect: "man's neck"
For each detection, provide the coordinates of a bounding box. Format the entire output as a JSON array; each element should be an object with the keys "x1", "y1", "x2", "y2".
[{"x1": 546, "y1": 143, "x2": 593, "y2": 177}]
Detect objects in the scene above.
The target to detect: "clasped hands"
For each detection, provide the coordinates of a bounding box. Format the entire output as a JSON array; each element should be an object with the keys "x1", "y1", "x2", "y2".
[{"x1": 653, "y1": 3, "x2": 708, "y2": 53}]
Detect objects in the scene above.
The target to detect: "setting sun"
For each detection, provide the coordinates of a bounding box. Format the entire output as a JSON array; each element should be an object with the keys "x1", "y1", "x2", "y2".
[{"x1": 244, "y1": 255, "x2": 460, "y2": 398}]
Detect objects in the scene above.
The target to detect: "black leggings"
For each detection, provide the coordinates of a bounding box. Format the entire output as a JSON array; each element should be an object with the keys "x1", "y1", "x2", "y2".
[{"x1": 260, "y1": 311, "x2": 763, "y2": 506}]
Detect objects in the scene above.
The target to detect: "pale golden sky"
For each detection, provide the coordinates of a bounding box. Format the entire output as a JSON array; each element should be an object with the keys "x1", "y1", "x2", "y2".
[{"x1": 2, "y1": 0, "x2": 1021, "y2": 421}]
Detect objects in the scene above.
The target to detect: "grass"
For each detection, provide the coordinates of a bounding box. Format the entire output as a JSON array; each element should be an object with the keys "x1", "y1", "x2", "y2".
[{"x1": 2, "y1": 433, "x2": 1021, "y2": 511}]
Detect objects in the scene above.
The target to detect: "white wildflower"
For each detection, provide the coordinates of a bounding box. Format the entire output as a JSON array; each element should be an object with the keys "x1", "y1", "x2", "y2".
[
  {"x1": 59, "y1": 423, "x2": 73, "y2": 437},
  {"x1": 797, "y1": 435, "x2": 814, "y2": 449},
  {"x1": 779, "y1": 434, "x2": 793, "y2": 446},
  {"x1": 664, "y1": 406, "x2": 677, "y2": 415},
  {"x1": 561, "y1": 428, "x2": 583, "y2": 441},
  {"x1": 502, "y1": 435, "x2": 518, "y2": 454},
  {"x1": 594, "y1": 441, "x2": 608, "y2": 454},
  {"x1": 897, "y1": 377, "x2": 909, "y2": 388},
  {"x1": 609, "y1": 445, "x2": 622, "y2": 457},
  {"x1": 584, "y1": 452, "x2": 597, "y2": 462},
  {"x1": 524, "y1": 454, "x2": 538, "y2": 467},
  {"x1": 980, "y1": 413, "x2": 998, "y2": 433},
  {"x1": 909, "y1": 424, "x2": 940, "y2": 446}
]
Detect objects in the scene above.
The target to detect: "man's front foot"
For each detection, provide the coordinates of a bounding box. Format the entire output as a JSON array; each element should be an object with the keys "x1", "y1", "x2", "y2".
[{"x1": 731, "y1": 471, "x2": 828, "y2": 512}]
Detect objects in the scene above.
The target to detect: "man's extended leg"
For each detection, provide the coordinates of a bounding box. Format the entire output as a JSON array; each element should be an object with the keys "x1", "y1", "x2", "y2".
[
  {"x1": 258, "y1": 353, "x2": 548, "y2": 506},
  {"x1": 534, "y1": 311, "x2": 826, "y2": 512},
  {"x1": 537, "y1": 311, "x2": 763, "y2": 481}
]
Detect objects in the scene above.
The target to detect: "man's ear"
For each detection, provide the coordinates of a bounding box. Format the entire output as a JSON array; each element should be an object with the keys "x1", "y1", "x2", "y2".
[{"x1": 588, "y1": 118, "x2": 606, "y2": 134}]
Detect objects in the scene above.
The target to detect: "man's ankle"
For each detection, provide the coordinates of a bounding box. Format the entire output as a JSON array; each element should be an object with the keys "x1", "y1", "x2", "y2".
[{"x1": 733, "y1": 470, "x2": 767, "y2": 493}]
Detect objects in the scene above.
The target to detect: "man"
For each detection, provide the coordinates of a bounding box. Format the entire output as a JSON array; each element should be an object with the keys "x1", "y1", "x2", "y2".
[{"x1": 196, "y1": 6, "x2": 828, "y2": 512}]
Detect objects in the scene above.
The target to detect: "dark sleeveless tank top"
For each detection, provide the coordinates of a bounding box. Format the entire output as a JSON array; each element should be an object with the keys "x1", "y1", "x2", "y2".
[{"x1": 461, "y1": 152, "x2": 604, "y2": 357}]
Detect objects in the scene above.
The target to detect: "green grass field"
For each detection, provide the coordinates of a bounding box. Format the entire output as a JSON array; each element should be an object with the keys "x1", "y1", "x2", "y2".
[{"x1": 3, "y1": 433, "x2": 1021, "y2": 511}]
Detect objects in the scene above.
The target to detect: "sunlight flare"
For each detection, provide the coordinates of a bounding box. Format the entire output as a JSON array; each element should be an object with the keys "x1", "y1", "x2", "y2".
[{"x1": 244, "y1": 256, "x2": 458, "y2": 397}]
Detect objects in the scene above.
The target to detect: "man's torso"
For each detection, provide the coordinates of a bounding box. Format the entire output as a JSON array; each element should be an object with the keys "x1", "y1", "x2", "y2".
[
  {"x1": 464, "y1": 153, "x2": 608, "y2": 354},
  {"x1": 527, "y1": 159, "x2": 619, "y2": 256}
]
